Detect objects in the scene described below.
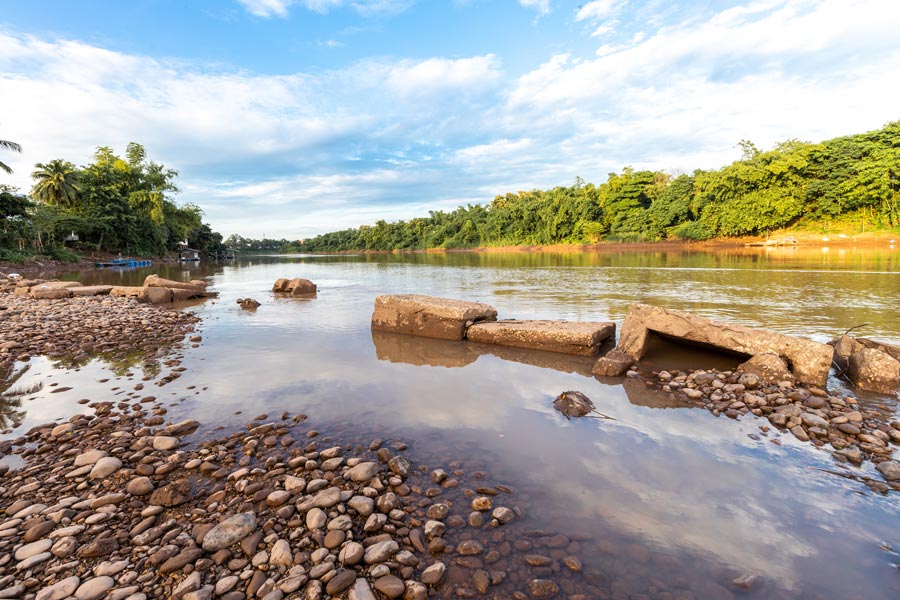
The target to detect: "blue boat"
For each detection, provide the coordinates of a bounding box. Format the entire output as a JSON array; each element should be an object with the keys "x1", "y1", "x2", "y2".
[{"x1": 95, "y1": 258, "x2": 152, "y2": 269}]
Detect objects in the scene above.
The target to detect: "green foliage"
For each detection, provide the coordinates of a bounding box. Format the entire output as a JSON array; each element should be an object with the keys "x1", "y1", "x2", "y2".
[
  {"x1": 1, "y1": 143, "x2": 224, "y2": 259},
  {"x1": 289, "y1": 121, "x2": 900, "y2": 252}
]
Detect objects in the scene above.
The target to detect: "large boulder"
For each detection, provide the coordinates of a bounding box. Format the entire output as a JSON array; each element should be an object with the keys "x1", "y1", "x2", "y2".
[
  {"x1": 273, "y1": 277, "x2": 317, "y2": 296},
  {"x1": 833, "y1": 335, "x2": 900, "y2": 394},
  {"x1": 140, "y1": 287, "x2": 173, "y2": 305},
  {"x1": 616, "y1": 303, "x2": 833, "y2": 387},
  {"x1": 371, "y1": 294, "x2": 497, "y2": 340},
  {"x1": 848, "y1": 347, "x2": 900, "y2": 394},
  {"x1": 467, "y1": 320, "x2": 615, "y2": 356}
]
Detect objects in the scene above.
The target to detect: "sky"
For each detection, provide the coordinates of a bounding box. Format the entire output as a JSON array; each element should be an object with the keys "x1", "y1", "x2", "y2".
[{"x1": 1, "y1": 0, "x2": 899, "y2": 240}]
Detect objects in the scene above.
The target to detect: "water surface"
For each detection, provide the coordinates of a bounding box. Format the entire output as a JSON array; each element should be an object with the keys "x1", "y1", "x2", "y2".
[{"x1": 6, "y1": 246, "x2": 900, "y2": 598}]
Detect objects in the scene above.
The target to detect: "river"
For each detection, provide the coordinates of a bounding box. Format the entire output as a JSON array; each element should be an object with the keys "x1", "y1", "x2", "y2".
[{"x1": 4, "y1": 245, "x2": 900, "y2": 598}]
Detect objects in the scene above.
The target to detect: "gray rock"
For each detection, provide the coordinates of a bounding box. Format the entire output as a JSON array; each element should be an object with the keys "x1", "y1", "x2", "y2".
[
  {"x1": 74, "y1": 576, "x2": 115, "y2": 600},
  {"x1": 201, "y1": 512, "x2": 257, "y2": 551},
  {"x1": 877, "y1": 460, "x2": 900, "y2": 481},
  {"x1": 364, "y1": 539, "x2": 399, "y2": 564},
  {"x1": 36, "y1": 576, "x2": 80, "y2": 600},
  {"x1": 89, "y1": 457, "x2": 123, "y2": 479}
]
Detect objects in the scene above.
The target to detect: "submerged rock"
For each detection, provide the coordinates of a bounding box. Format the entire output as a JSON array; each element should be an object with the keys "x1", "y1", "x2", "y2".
[{"x1": 552, "y1": 391, "x2": 596, "y2": 419}]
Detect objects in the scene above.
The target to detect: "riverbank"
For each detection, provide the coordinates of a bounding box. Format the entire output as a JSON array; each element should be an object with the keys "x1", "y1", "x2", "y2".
[{"x1": 293, "y1": 231, "x2": 898, "y2": 256}]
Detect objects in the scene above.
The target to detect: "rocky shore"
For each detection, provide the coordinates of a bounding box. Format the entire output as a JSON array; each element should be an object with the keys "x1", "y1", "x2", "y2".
[
  {"x1": 0, "y1": 281, "x2": 199, "y2": 375},
  {"x1": 0, "y1": 399, "x2": 611, "y2": 600},
  {"x1": 635, "y1": 364, "x2": 900, "y2": 491}
]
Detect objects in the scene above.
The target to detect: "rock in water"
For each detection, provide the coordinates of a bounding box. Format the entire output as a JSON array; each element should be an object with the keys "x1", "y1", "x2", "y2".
[
  {"x1": 553, "y1": 391, "x2": 595, "y2": 419},
  {"x1": 237, "y1": 298, "x2": 261, "y2": 310}
]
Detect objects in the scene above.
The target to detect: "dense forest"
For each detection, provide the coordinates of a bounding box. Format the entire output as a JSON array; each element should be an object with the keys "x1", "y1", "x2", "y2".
[
  {"x1": 289, "y1": 121, "x2": 900, "y2": 253},
  {"x1": 0, "y1": 143, "x2": 224, "y2": 262}
]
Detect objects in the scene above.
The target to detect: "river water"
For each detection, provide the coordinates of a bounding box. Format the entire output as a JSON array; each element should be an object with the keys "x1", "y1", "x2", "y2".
[{"x1": 5, "y1": 246, "x2": 900, "y2": 598}]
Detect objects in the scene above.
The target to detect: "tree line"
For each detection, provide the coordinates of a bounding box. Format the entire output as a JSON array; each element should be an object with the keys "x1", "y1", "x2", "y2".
[
  {"x1": 1, "y1": 142, "x2": 224, "y2": 262},
  {"x1": 288, "y1": 121, "x2": 900, "y2": 253}
]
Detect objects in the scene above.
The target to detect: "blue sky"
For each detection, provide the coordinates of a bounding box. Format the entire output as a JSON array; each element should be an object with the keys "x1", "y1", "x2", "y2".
[{"x1": 1, "y1": 0, "x2": 899, "y2": 239}]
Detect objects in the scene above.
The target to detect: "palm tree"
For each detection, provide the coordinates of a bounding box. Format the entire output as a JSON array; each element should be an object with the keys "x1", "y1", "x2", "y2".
[
  {"x1": 31, "y1": 159, "x2": 81, "y2": 207},
  {"x1": 0, "y1": 139, "x2": 22, "y2": 174}
]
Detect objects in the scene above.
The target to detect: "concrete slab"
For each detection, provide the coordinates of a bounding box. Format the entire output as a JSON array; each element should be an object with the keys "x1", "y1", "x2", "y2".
[
  {"x1": 371, "y1": 294, "x2": 497, "y2": 340},
  {"x1": 467, "y1": 319, "x2": 615, "y2": 356},
  {"x1": 616, "y1": 303, "x2": 833, "y2": 387}
]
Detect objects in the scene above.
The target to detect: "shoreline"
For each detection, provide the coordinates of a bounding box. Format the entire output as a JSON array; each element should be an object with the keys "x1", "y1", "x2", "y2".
[{"x1": 295, "y1": 231, "x2": 898, "y2": 256}]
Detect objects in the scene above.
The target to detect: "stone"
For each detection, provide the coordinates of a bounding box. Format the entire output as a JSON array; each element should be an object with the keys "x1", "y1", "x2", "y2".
[
  {"x1": 127, "y1": 477, "x2": 154, "y2": 496},
  {"x1": 15, "y1": 538, "x2": 52, "y2": 560},
  {"x1": 339, "y1": 541, "x2": 364, "y2": 565},
  {"x1": 346, "y1": 461, "x2": 379, "y2": 482},
  {"x1": 153, "y1": 436, "x2": 180, "y2": 450},
  {"x1": 89, "y1": 456, "x2": 123, "y2": 479},
  {"x1": 348, "y1": 579, "x2": 377, "y2": 600},
  {"x1": 591, "y1": 349, "x2": 634, "y2": 377},
  {"x1": 877, "y1": 460, "x2": 900, "y2": 481},
  {"x1": 848, "y1": 346, "x2": 900, "y2": 394},
  {"x1": 306, "y1": 508, "x2": 327, "y2": 529},
  {"x1": 364, "y1": 539, "x2": 399, "y2": 564},
  {"x1": 421, "y1": 561, "x2": 446, "y2": 585},
  {"x1": 325, "y1": 571, "x2": 356, "y2": 596},
  {"x1": 403, "y1": 582, "x2": 427, "y2": 600},
  {"x1": 273, "y1": 277, "x2": 317, "y2": 296},
  {"x1": 616, "y1": 303, "x2": 834, "y2": 386},
  {"x1": 202, "y1": 512, "x2": 257, "y2": 551},
  {"x1": 466, "y1": 319, "x2": 615, "y2": 356},
  {"x1": 237, "y1": 298, "x2": 261, "y2": 310},
  {"x1": 371, "y1": 294, "x2": 497, "y2": 340},
  {"x1": 527, "y1": 579, "x2": 560, "y2": 598},
  {"x1": 74, "y1": 576, "x2": 115, "y2": 600},
  {"x1": 74, "y1": 449, "x2": 108, "y2": 466},
  {"x1": 30, "y1": 286, "x2": 73, "y2": 300},
  {"x1": 36, "y1": 576, "x2": 80, "y2": 600},
  {"x1": 374, "y1": 576, "x2": 405, "y2": 598},
  {"x1": 270, "y1": 539, "x2": 292, "y2": 566},
  {"x1": 737, "y1": 353, "x2": 794, "y2": 384}
]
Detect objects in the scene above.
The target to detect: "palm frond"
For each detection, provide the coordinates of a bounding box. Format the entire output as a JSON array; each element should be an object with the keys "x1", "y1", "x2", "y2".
[
  {"x1": 0, "y1": 140, "x2": 22, "y2": 153},
  {"x1": 0, "y1": 161, "x2": 12, "y2": 175}
]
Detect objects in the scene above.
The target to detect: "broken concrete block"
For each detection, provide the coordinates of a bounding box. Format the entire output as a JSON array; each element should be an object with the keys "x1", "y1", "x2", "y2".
[
  {"x1": 70, "y1": 285, "x2": 114, "y2": 297},
  {"x1": 616, "y1": 303, "x2": 833, "y2": 386},
  {"x1": 371, "y1": 294, "x2": 497, "y2": 340},
  {"x1": 592, "y1": 349, "x2": 635, "y2": 377},
  {"x1": 140, "y1": 287, "x2": 173, "y2": 304},
  {"x1": 848, "y1": 347, "x2": 900, "y2": 394},
  {"x1": 109, "y1": 286, "x2": 144, "y2": 298},
  {"x1": 466, "y1": 320, "x2": 615, "y2": 356},
  {"x1": 144, "y1": 274, "x2": 205, "y2": 292},
  {"x1": 29, "y1": 286, "x2": 73, "y2": 300}
]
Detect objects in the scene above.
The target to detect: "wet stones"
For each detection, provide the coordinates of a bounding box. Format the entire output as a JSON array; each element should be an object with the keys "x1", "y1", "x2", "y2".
[{"x1": 201, "y1": 512, "x2": 258, "y2": 551}]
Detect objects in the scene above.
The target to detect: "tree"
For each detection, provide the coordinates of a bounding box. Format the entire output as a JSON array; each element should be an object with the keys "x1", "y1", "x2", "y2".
[
  {"x1": 0, "y1": 138, "x2": 22, "y2": 175},
  {"x1": 31, "y1": 159, "x2": 81, "y2": 208}
]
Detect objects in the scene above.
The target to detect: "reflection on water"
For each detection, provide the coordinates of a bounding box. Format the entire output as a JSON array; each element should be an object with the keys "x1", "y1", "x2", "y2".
[{"x1": 12, "y1": 247, "x2": 900, "y2": 598}]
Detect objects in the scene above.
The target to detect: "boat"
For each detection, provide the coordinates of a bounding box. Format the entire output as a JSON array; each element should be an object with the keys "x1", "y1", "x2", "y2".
[{"x1": 95, "y1": 258, "x2": 152, "y2": 268}]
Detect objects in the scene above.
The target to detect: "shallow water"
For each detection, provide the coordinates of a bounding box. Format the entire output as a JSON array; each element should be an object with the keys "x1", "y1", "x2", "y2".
[{"x1": 6, "y1": 246, "x2": 900, "y2": 598}]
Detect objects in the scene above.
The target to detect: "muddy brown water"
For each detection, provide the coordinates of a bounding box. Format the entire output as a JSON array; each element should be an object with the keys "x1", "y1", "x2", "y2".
[{"x1": 4, "y1": 246, "x2": 900, "y2": 598}]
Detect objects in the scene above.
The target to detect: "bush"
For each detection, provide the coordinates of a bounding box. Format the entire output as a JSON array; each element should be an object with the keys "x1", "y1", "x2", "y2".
[
  {"x1": 674, "y1": 221, "x2": 715, "y2": 241},
  {"x1": 0, "y1": 248, "x2": 31, "y2": 262},
  {"x1": 44, "y1": 246, "x2": 81, "y2": 262}
]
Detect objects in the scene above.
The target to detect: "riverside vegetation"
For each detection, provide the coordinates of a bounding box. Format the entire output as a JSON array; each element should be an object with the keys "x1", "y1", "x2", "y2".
[
  {"x1": 289, "y1": 121, "x2": 900, "y2": 253},
  {"x1": 0, "y1": 143, "x2": 225, "y2": 263}
]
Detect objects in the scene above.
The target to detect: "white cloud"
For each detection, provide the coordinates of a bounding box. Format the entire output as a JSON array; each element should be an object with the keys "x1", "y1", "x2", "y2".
[
  {"x1": 3, "y1": 0, "x2": 900, "y2": 239},
  {"x1": 236, "y1": 0, "x2": 410, "y2": 17},
  {"x1": 518, "y1": 0, "x2": 551, "y2": 16},
  {"x1": 575, "y1": 0, "x2": 623, "y2": 22}
]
